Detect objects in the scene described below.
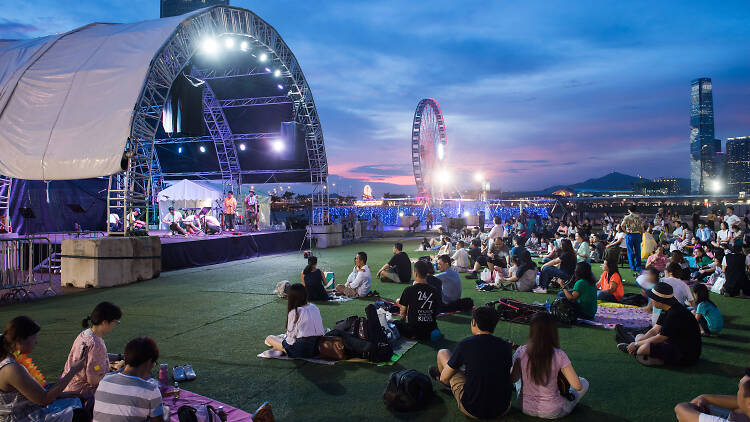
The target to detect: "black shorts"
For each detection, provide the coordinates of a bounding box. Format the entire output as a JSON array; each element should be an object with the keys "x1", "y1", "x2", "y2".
[{"x1": 649, "y1": 341, "x2": 691, "y2": 365}]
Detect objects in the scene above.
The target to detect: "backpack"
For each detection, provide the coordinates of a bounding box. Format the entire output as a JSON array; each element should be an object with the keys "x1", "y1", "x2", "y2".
[
  {"x1": 620, "y1": 293, "x2": 648, "y2": 307},
  {"x1": 549, "y1": 297, "x2": 577, "y2": 324},
  {"x1": 488, "y1": 298, "x2": 547, "y2": 324},
  {"x1": 274, "y1": 280, "x2": 290, "y2": 298},
  {"x1": 177, "y1": 405, "x2": 222, "y2": 422},
  {"x1": 382, "y1": 369, "x2": 434, "y2": 412},
  {"x1": 364, "y1": 304, "x2": 393, "y2": 362}
]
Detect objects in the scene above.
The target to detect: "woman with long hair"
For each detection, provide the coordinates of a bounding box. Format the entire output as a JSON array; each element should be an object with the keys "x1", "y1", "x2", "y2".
[
  {"x1": 265, "y1": 284, "x2": 325, "y2": 358},
  {"x1": 300, "y1": 256, "x2": 329, "y2": 301},
  {"x1": 596, "y1": 259, "x2": 623, "y2": 302},
  {"x1": 574, "y1": 232, "x2": 589, "y2": 263},
  {"x1": 555, "y1": 262, "x2": 598, "y2": 320},
  {"x1": 61, "y1": 302, "x2": 122, "y2": 403},
  {"x1": 0, "y1": 316, "x2": 88, "y2": 421},
  {"x1": 537, "y1": 239, "x2": 577, "y2": 293},
  {"x1": 511, "y1": 312, "x2": 588, "y2": 418},
  {"x1": 693, "y1": 283, "x2": 723, "y2": 336}
]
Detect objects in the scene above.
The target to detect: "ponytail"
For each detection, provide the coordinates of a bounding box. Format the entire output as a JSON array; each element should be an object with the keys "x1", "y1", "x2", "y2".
[
  {"x1": 81, "y1": 316, "x2": 92, "y2": 329},
  {"x1": 303, "y1": 256, "x2": 317, "y2": 275}
]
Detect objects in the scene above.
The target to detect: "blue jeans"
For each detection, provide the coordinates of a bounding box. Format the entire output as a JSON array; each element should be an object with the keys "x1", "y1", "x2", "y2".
[
  {"x1": 625, "y1": 233, "x2": 642, "y2": 272},
  {"x1": 540, "y1": 266, "x2": 569, "y2": 289}
]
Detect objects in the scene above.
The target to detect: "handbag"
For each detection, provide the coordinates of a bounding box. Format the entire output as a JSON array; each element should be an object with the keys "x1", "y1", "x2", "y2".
[
  {"x1": 318, "y1": 336, "x2": 347, "y2": 360},
  {"x1": 557, "y1": 371, "x2": 575, "y2": 401}
]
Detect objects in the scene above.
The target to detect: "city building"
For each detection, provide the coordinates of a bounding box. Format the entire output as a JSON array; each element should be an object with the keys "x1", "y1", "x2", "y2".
[
  {"x1": 726, "y1": 137, "x2": 750, "y2": 194},
  {"x1": 689, "y1": 78, "x2": 716, "y2": 194},
  {"x1": 654, "y1": 177, "x2": 681, "y2": 194},
  {"x1": 160, "y1": 0, "x2": 229, "y2": 18}
]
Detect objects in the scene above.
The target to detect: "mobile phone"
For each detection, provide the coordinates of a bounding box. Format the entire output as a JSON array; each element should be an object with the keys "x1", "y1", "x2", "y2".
[{"x1": 80, "y1": 344, "x2": 89, "y2": 359}]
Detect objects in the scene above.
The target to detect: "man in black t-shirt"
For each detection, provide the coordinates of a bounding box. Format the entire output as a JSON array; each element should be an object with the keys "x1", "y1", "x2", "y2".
[
  {"x1": 618, "y1": 281, "x2": 701, "y2": 366},
  {"x1": 377, "y1": 242, "x2": 412, "y2": 284},
  {"x1": 394, "y1": 260, "x2": 440, "y2": 340},
  {"x1": 429, "y1": 306, "x2": 513, "y2": 419}
]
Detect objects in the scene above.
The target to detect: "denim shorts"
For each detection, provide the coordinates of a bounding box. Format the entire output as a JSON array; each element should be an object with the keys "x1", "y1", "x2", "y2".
[{"x1": 282, "y1": 336, "x2": 320, "y2": 358}]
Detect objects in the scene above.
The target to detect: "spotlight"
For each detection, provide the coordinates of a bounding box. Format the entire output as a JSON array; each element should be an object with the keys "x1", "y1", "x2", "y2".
[
  {"x1": 200, "y1": 37, "x2": 219, "y2": 55},
  {"x1": 273, "y1": 69, "x2": 281, "y2": 77},
  {"x1": 178, "y1": 147, "x2": 182, "y2": 154},
  {"x1": 437, "y1": 169, "x2": 451, "y2": 185},
  {"x1": 437, "y1": 144, "x2": 445, "y2": 160},
  {"x1": 463, "y1": 211, "x2": 470, "y2": 217},
  {"x1": 271, "y1": 139, "x2": 285, "y2": 152},
  {"x1": 199, "y1": 146, "x2": 206, "y2": 153},
  {"x1": 264, "y1": 67, "x2": 271, "y2": 73},
  {"x1": 259, "y1": 52, "x2": 268, "y2": 62},
  {"x1": 474, "y1": 172, "x2": 484, "y2": 183},
  {"x1": 277, "y1": 84, "x2": 284, "y2": 90},
  {"x1": 224, "y1": 38, "x2": 235, "y2": 49},
  {"x1": 239, "y1": 41, "x2": 249, "y2": 51},
  {"x1": 239, "y1": 143, "x2": 246, "y2": 151},
  {"x1": 711, "y1": 179, "x2": 723, "y2": 193}
]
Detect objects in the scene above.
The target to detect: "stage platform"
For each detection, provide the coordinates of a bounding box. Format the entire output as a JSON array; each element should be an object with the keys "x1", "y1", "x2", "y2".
[{"x1": 0, "y1": 229, "x2": 307, "y2": 273}]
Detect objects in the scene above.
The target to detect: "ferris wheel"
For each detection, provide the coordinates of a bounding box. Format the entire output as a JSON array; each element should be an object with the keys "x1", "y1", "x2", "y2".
[{"x1": 411, "y1": 98, "x2": 447, "y2": 198}]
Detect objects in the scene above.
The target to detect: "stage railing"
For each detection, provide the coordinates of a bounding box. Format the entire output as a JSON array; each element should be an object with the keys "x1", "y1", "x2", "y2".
[{"x1": 0, "y1": 236, "x2": 55, "y2": 303}]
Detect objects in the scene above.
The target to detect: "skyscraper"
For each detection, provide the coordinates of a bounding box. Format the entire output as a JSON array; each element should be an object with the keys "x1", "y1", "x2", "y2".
[
  {"x1": 160, "y1": 0, "x2": 229, "y2": 18},
  {"x1": 726, "y1": 137, "x2": 750, "y2": 194},
  {"x1": 689, "y1": 78, "x2": 715, "y2": 194}
]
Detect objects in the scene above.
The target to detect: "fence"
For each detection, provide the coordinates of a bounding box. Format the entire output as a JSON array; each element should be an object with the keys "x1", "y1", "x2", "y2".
[{"x1": 0, "y1": 236, "x2": 55, "y2": 303}]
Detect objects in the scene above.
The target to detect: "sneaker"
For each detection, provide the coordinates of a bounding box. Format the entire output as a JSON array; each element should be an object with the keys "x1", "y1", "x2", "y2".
[
  {"x1": 428, "y1": 366, "x2": 450, "y2": 392},
  {"x1": 532, "y1": 287, "x2": 547, "y2": 294},
  {"x1": 617, "y1": 343, "x2": 630, "y2": 354}
]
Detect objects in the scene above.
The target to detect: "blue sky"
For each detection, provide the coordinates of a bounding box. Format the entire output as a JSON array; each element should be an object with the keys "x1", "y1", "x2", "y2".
[{"x1": 2, "y1": 0, "x2": 749, "y2": 195}]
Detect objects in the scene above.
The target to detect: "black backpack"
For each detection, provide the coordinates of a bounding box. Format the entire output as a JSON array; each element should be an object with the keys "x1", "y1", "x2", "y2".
[
  {"x1": 383, "y1": 369, "x2": 434, "y2": 411},
  {"x1": 549, "y1": 297, "x2": 578, "y2": 324},
  {"x1": 364, "y1": 304, "x2": 393, "y2": 362}
]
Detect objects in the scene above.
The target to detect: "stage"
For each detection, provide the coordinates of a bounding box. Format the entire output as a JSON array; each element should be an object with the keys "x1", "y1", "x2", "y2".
[{"x1": 0, "y1": 229, "x2": 308, "y2": 273}]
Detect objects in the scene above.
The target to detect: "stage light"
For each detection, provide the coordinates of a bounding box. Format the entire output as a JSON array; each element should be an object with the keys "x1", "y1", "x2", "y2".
[
  {"x1": 259, "y1": 52, "x2": 268, "y2": 62},
  {"x1": 474, "y1": 172, "x2": 484, "y2": 183},
  {"x1": 272, "y1": 139, "x2": 285, "y2": 152},
  {"x1": 239, "y1": 41, "x2": 249, "y2": 51},
  {"x1": 199, "y1": 146, "x2": 206, "y2": 153},
  {"x1": 178, "y1": 147, "x2": 182, "y2": 154},
  {"x1": 437, "y1": 169, "x2": 451, "y2": 185},
  {"x1": 273, "y1": 69, "x2": 281, "y2": 77},
  {"x1": 463, "y1": 211, "x2": 470, "y2": 217},
  {"x1": 264, "y1": 67, "x2": 271, "y2": 73},
  {"x1": 277, "y1": 84, "x2": 284, "y2": 90},
  {"x1": 224, "y1": 38, "x2": 235, "y2": 49},
  {"x1": 437, "y1": 144, "x2": 445, "y2": 160},
  {"x1": 711, "y1": 179, "x2": 723, "y2": 193},
  {"x1": 239, "y1": 143, "x2": 246, "y2": 151},
  {"x1": 200, "y1": 37, "x2": 219, "y2": 55}
]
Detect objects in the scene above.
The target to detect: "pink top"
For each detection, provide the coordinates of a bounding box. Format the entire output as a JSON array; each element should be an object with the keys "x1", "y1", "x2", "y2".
[
  {"x1": 62, "y1": 329, "x2": 109, "y2": 396},
  {"x1": 514, "y1": 345, "x2": 572, "y2": 416},
  {"x1": 646, "y1": 254, "x2": 668, "y2": 272}
]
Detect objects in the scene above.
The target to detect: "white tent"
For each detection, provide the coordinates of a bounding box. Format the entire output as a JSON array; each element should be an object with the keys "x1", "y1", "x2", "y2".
[
  {"x1": 0, "y1": 13, "x2": 199, "y2": 180},
  {"x1": 157, "y1": 179, "x2": 222, "y2": 230}
]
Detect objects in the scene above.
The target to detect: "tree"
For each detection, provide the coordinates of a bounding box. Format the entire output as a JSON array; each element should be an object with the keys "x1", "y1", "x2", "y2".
[{"x1": 282, "y1": 191, "x2": 295, "y2": 200}]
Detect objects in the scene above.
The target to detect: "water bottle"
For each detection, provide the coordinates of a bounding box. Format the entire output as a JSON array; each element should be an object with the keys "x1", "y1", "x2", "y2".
[
  {"x1": 217, "y1": 406, "x2": 227, "y2": 422},
  {"x1": 173, "y1": 382, "x2": 180, "y2": 399},
  {"x1": 545, "y1": 299, "x2": 551, "y2": 310},
  {"x1": 158, "y1": 363, "x2": 168, "y2": 385}
]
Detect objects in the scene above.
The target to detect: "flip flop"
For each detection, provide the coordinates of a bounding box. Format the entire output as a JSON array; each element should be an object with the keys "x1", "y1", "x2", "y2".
[
  {"x1": 172, "y1": 365, "x2": 186, "y2": 382},
  {"x1": 183, "y1": 364, "x2": 196, "y2": 381}
]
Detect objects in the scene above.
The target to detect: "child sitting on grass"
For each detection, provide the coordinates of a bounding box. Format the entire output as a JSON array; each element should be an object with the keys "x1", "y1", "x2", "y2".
[{"x1": 693, "y1": 283, "x2": 723, "y2": 336}]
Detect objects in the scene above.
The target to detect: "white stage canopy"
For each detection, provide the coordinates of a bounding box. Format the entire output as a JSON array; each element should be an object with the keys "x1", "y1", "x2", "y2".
[{"x1": 0, "y1": 13, "x2": 195, "y2": 180}]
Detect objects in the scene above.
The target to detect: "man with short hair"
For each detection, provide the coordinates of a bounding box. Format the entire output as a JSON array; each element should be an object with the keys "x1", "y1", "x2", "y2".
[
  {"x1": 451, "y1": 240, "x2": 470, "y2": 271},
  {"x1": 223, "y1": 191, "x2": 237, "y2": 231},
  {"x1": 674, "y1": 369, "x2": 750, "y2": 422},
  {"x1": 724, "y1": 206, "x2": 741, "y2": 230},
  {"x1": 126, "y1": 208, "x2": 147, "y2": 230},
  {"x1": 245, "y1": 190, "x2": 259, "y2": 231},
  {"x1": 618, "y1": 282, "x2": 701, "y2": 367},
  {"x1": 93, "y1": 337, "x2": 164, "y2": 421},
  {"x1": 200, "y1": 214, "x2": 221, "y2": 235},
  {"x1": 622, "y1": 205, "x2": 644, "y2": 275},
  {"x1": 436, "y1": 255, "x2": 461, "y2": 308},
  {"x1": 377, "y1": 242, "x2": 412, "y2": 284},
  {"x1": 488, "y1": 217, "x2": 503, "y2": 240},
  {"x1": 429, "y1": 306, "x2": 513, "y2": 419},
  {"x1": 696, "y1": 221, "x2": 713, "y2": 243},
  {"x1": 161, "y1": 206, "x2": 185, "y2": 235},
  {"x1": 395, "y1": 260, "x2": 440, "y2": 340},
  {"x1": 336, "y1": 252, "x2": 371, "y2": 298}
]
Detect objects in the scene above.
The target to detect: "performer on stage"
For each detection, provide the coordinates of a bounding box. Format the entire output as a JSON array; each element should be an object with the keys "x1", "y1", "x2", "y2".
[
  {"x1": 108, "y1": 213, "x2": 122, "y2": 232},
  {"x1": 245, "y1": 189, "x2": 259, "y2": 232},
  {"x1": 200, "y1": 214, "x2": 221, "y2": 235},
  {"x1": 224, "y1": 191, "x2": 237, "y2": 231},
  {"x1": 182, "y1": 213, "x2": 203, "y2": 235},
  {"x1": 0, "y1": 214, "x2": 9, "y2": 233},
  {"x1": 126, "y1": 208, "x2": 147, "y2": 230},
  {"x1": 162, "y1": 206, "x2": 186, "y2": 235}
]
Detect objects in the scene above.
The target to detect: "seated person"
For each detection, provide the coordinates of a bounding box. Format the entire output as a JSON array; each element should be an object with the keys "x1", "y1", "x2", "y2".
[
  {"x1": 641, "y1": 264, "x2": 696, "y2": 327},
  {"x1": 721, "y1": 245, "x2": 750, "y2": 297},
  {"x1": 671, "y1": 250, "x2": 690, "y2": 269},
  {"x1": 335, "y1": 252, "x2": 371, "y2": 298},
  {"x1": 674, "y1": 369, "x2": 750, "y2": 422},
  {"x1": 693, "y1": 283, "x2": 723, "y2": 336},
  {"x1": 498, "y1": 254, "x2": 537, "y2": 292},
  {"x1": 62, "y1": 302, "x2": 123, "y2": 408},
  {"x1": 435, "y1": 255, "x2": 461, "y2": 309},
  {"x1": 394, "y1": 260, "x2": 440, "y2": 340},
  {"x1": 510, "y1": 236, "x2": 529, "y2": 262},
  {"x1": 466, "y1": 237, "x2": 509, "y2": 279},
  {"x1": 646, "y1": 245, "x2": 669, "y2": 273},
  {"x1": 200, "y1": 214, "x2": 221, "y2": 234},
  {"x1": 265, "y1": 284, "x2": 325, "y2": 358},
  {"x1": 555, "y1": 262, "x2": 598, "y2": 321},
  {"x1": 126, "y1": 208, "x2": 147, "y2": 230},
  {"x1": 408, "y1": 217, "x2": 421, "y2": 232},
  {"x1": 0, "y1": 316, "x2": 87, "y2": 421},
  {"x1": 525, "y1": 232, "x2": 540, "y2": 249},
  {"x1": 512, "y1": 312, "x2": 589, "y2": 419},
  {"x1": 537, "y1": 239, "x2": 577, "y2": 292},
  {"x1": 300, "y1": 256, "x2": 330, "y2": 301},
  {"x1": 451, "y1": 240, "x2": 470, "y2": 272},
  {"x1": 434, "y1": 237, "x2": 453, "y2": 261},
  {"x1": 93, "y1": 337, "x2": 164, "y2": 421},
  {"x1": 596, "y1": 259, "x2": 623, "y2": 302},
  {"x1": 181, "y1": 213, "x2": 203, "y2": 234},
  {"x1": 162, "y1": 206, "x2": 186, "y2": 235},
  {"x1": 691, "y1": 247, "x2": 713, "y2": 271},
  {"x1": 377, "y1": 242, "x2": 411, "y2": 284},
  {"x1": 618, "y1": 282, "x2": 702, "y2": 367},
  {"x1": 429, "y1": 306, "x2": 513, "y2": 419},
  {"x1": 420, "y1": 237, "x2": 431, "y2": 251},
  {"x1": 108, "y1": 213, "x2": 122, "y2": 232},
  {"x1": 589, "y1": 233, "x2": 606, "y2": 263}
]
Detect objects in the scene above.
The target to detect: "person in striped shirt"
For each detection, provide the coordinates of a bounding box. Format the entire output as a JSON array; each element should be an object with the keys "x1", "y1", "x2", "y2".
[{"x1": 93, "y1": 337, "x2": 163, "y2": 422}]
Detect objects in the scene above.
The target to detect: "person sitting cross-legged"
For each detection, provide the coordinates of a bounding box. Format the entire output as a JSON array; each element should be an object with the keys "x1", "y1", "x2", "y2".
[
  {"x1": 554, "y1": 261, "x2": 598, "y2": 321},
  {"x1": 394, "y1": 260, "x2": 441, "y2": 341},
  {"x1": 451, "y1": 240, "x2": 470, "y2": 272},
  {"x1": 512, "y1": 312, "x2": 589, "y2": 419},
  {"x1": 674, "y1": 369, "x2": 750, "y2": 422},
  {"x1": 335, "y1": 252, "x2": 371, "y2": 298},
  {"x1": 435, "y1": 255, "x2": 462, "y2": 311},
  {"x1": 376, "y1": 242, "x2": 411, "y2": 284},
  {"x1": 617, "y1": 281, "x2": 702, "y2": 367},
  {"x1": 596, "y1": 259, "x2": 623, "y2": 302},
  {"x1": 428, "y1": 306, "x2": 513, "y2": 419}
]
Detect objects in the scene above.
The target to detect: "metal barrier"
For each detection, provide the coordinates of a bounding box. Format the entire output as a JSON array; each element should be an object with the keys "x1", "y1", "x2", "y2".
[{"x1": 0, "y1": 236, "x2": 55, "y2": 303}]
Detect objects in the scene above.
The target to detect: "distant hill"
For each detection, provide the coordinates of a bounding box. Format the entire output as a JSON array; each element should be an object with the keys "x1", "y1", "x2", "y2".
[{"x1": 540, "y1": 172, "x2": 642, "y2": 194}]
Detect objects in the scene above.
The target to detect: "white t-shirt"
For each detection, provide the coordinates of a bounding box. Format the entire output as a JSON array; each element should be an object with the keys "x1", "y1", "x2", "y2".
[
  {"x1": 162, "y1": 211, "x2": 183, "y2": 224},
  {"x1": 717, "y1": 230, "x2": 730, "y2": 242},
  {"x1": 724, "y1": 214, "x2": 741, "y2": 228},
  {"x1": 615, "y1": 232, "x2": 627, "y2": 249},
  {"x1": 451, "y1": 248, "x2": 470, "y2": 269},
  {"x1": 183, "y1": 214, "x2": 197, "y2": 224},
  {"x1": 108, "y1": 214, "x2": 120, "y2": 224},
  {"x1": 285, "y1": 303, "x2": 325, "y2": 344},
  {"x1": 488, "y1": 224, "x2": 503, "y2": 240}
]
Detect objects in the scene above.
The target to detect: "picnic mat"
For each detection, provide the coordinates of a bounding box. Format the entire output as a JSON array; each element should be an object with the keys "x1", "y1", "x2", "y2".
[
  {"x1": 257, "y1": 337, "x2": 418, "y2": 366},
  {"x1": 577, "y1": 301, "x2": 651, "y2": 330},
  {"x1": 377, "y1": 298, "x2": 467, "y2": 318},
  {"x1": 161, "y1": 386, "x2": 252, "y2": 421},
  {"x1": 328, "y1": 294, "x2": 356, "y2": 303}
]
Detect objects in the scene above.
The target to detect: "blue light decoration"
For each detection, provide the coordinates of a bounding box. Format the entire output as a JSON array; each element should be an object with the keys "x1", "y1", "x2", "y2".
[{"x1": 324, "y1": 204, "x2": 550, "y2": 226}]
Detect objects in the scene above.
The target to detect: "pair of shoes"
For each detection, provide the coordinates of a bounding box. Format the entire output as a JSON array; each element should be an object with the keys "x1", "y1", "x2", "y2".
[
  {"x1": 172, "y1": 364, "x2": 197, "y2": 381},
  {"x1": 466, "y1": 273, "x2": 478, "y2": 279},
  {"x1": 616, "y1": 343, "x2": 630, "y2": 354},
  {"x1": 532, "y1": 287, "x2": 547, "y2": 294},
  {"x1": 428, "y1": 366, "x2": 451, "y2": 392}
]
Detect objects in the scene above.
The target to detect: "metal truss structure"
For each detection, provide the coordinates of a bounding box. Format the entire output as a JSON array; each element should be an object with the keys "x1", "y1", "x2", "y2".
[
  {"x1": 154, "y1": 132, "x2": 279, "y2": 145},
  {"x1": 107, "y1": 6, "x2": 328, "y2": 235},
  {"x1": 0, "y1": 176, "x2": 11, "y2": 231},
  {"x1": 411, "y1": 98, "x2": 447, "y2": 200},
  {"x1": 201, "y1": 84, "x2": 241, "y2": 192}
]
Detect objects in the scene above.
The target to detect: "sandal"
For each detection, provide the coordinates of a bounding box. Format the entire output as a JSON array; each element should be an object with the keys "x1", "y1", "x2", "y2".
[
  {"x1": 172, "y1": 365, "x2": 186, "y2": 382},
  {"x1": 183, "y1": 364, "x2": 196, "y2": 381}
]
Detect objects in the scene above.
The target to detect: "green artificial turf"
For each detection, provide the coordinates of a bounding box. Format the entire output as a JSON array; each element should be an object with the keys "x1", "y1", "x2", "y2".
[{"x1": 1, "y1": 236, "x2": 748, "y2": 421}]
